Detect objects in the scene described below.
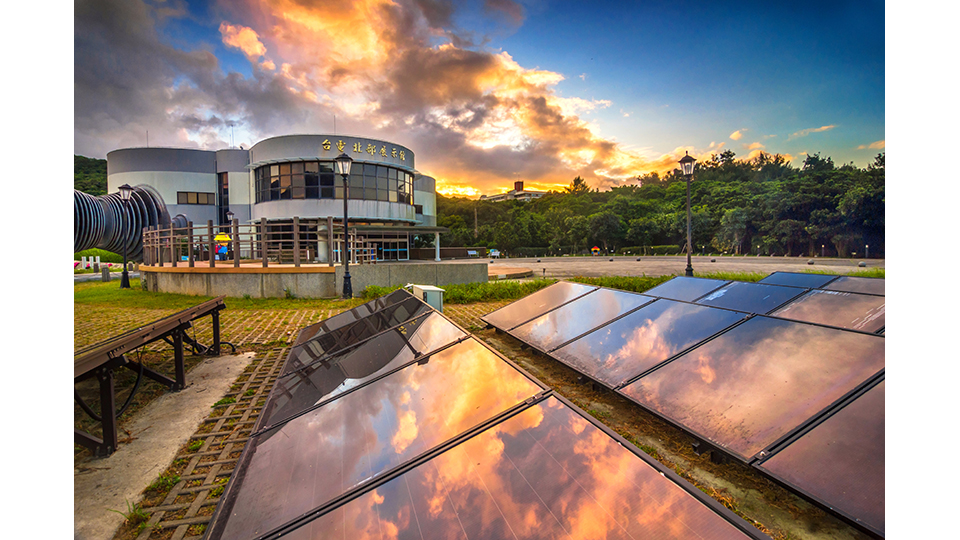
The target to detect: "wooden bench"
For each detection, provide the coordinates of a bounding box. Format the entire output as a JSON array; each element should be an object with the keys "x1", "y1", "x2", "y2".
[{"x1": 74, "y1": 296, "x2": 230, "y2": 456}]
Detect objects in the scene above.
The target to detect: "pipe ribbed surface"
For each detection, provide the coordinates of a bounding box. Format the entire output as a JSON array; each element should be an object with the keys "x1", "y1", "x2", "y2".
[{"x1": 73, "y1": 185, "x2": 171, "y2": 261}]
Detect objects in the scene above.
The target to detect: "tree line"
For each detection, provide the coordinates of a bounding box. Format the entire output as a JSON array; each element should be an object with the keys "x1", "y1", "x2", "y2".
[
  {"x1": 75, "y1": 155, "x2": 108, "y2": 196},
  {"x1": 435, "y1": 151, "x2": 885, "y2": 258}
]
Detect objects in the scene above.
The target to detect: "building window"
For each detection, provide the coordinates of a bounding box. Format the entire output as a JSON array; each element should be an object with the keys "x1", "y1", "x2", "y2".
[
  {"x1": 218, "y1": 172, "x2": 229, "y2": 224},
  {"x1": 254, "y1": 160, "x2": 414, "y2": 205},
  {"x1": 178, "y1": 191, "x2": 216, "y2": 205}
]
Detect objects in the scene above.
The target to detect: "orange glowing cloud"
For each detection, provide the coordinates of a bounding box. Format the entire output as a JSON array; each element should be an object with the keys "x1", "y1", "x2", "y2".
[
  {"x1": 219, "y1": 22, "x2": 267, "y2": 60},
  {"x1": 208, "y1": 0, "x2": 699, "y2": 196}
]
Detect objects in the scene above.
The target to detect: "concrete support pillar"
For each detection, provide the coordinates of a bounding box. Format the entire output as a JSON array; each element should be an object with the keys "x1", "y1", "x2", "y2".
[{"x1": 434, "y1": 232, "x2": 441, "y2": 262}]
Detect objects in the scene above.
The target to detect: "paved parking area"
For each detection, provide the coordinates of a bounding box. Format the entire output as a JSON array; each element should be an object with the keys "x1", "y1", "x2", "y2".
[{"x1": 467, "y1": 254, "x2": 882, "y2": 280}]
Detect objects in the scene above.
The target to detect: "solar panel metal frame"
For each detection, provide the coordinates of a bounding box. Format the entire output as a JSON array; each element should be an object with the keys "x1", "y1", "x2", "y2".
[
  {"x1": 249, "y1": 390, "x2": 772, "y2": 540},
  {"x1": 290, "y1": 288, "x2": 415, "y2": 348},
  {"x1": 751, "y1": 374, "x2": 885, "y2": 538},
  {"x1": 642, "y1": 275, "x2": 732, "y2": 302},
  {"x1": 818, "y1": 275, "x2": 885, "y2": 296},
  {"x1": 500, "y1": 285, "x2": 657, "y2": 356},
  {"x1": 613, "y1": 316, "x2": 885, "y2": 466},
  {"x1": 768, "y1": 289, "x2": 886, "y2": 335},
  {"x1": 757, "y1": 271, "x2": 842, "y2": 289},
  {"x1": 543, "y1": 299, "x2": 753, "y2": 392},
  {"x1": 253, "y1": 332, "x2": 473, "y2": 435},
  {"x1": 693, "y1": 281, "x2": 811, "y2": 315},
  {"x1": 481, "y1": 280, "x2": 600, "y2": 331},
  {"x1": 278, "y1": 292, "x2": 434, "y2": 380},
  {"x1": 206, "y1": 312, "x2": 553, "y2": 540}
]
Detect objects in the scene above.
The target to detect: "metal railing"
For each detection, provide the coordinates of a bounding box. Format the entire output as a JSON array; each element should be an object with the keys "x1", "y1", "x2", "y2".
[{"x1": 141, "y1": 217, "x2": 377, "y2": 268}]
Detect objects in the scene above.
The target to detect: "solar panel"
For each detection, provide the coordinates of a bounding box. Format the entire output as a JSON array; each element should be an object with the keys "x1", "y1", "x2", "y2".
[
  {"x1": 619, "y1": 316, "x2": 884, "y2": 461},
  {"x1": 508, "y1": 288, "x2": 655, "y2": 352},
  {"x1": 292, "y1": 288, "x2": 414, "y2": 347},
  {"x1": 280, "y1": 295, "x2": 433, "y2": 376},
  {"x1": 758, "y1": 271, "x2": 838, "y2": 289},
  {"x1": 770, "y1": 289, "x2": 885, "y2": 333},
  {"x1": 642, "y1": 276, "x2": 730, "y2": 302},
  {"x1": 209, "y1": 337, "x2": 544, "y2": 540},
  {"x1": 553, "y1": 299, "x2": 748, "y2": 388},
  {"x1": 481, "y1": 280, "x2": 599, "y2": 330},
  {"x1": 696, "y1": 281, "x2": 807, "y2": 314},
  {"x1": 820, "y1": 275, "x2": 885, "y2": 296},
  {"x1": 259, "y1": 312, "x2": 468, "y2": 429},
  {"x1": 267, "y1": 395, "x2": 768, "y2": 540},
  {"x1": 756, "y1": 379, "x2": 884, "y2": 537}
]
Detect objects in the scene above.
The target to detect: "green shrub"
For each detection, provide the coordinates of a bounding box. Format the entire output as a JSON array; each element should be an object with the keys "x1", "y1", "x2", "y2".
[
  {"x1": 75, "y1": 248, "x2": 124, "y2": 263},
  {"x1": 441, "y1": 279, "x2": 557, "y2": 304},
  {"x1": 362, "y1": 284, "x2": 402, "y2": 299},
  {"x1": 568, "y1": 275, "x2": 673, "y2": 293}
]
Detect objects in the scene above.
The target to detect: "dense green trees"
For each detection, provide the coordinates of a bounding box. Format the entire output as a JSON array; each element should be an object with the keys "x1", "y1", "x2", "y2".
[
  {"x1": 75, "y1": 155, "x2": 108, "y2": 195},
  {"x1": 435, "y1": 151, "x2": 885, "y2": 257}
]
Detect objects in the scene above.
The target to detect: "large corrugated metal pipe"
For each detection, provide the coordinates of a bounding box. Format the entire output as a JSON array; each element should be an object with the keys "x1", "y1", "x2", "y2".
[{"x1": 74, "y1": 185, "x2": 171, "y2": 262}]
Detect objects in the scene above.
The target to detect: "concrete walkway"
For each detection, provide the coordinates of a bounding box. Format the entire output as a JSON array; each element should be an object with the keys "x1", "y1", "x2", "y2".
[{"x1": 74, "y1": 352, "x2": 255, "y2": 540}]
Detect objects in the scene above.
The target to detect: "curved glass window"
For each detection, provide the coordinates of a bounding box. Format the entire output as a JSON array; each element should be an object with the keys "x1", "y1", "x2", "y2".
[{"x1": 255, "y1": 160, "x2": 414, "y2": 204}]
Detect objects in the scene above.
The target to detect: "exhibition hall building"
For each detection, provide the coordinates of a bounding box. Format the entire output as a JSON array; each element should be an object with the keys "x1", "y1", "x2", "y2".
[{"x1": 106, "y1": 134, "x2": 442, "y2": 262}]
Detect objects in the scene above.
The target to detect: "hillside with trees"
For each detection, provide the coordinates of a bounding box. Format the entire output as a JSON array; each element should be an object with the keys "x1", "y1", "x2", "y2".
[
  {"x1": 435, "y1": 151, "x2": 885, "y2": 258},
  {"x1": 75, "y1": 155, "x2": 108, "y2": 196}
]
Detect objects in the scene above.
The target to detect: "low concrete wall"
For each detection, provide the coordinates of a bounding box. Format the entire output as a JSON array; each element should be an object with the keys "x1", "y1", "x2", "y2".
[
  {"x1": 334, "y1": 262, "x2": 488, "y2": 297},
  {"x1": 142, "y1": 270, "x2": 337, "y2": 298},
  {"x1": 141, "y1": 261, "x2": 488, "y2": 298}
]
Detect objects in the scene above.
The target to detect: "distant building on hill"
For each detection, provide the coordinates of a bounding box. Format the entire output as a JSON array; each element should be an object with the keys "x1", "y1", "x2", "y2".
[{"x1": 479, "y1": 181, "x2": 546, "y2": 202}]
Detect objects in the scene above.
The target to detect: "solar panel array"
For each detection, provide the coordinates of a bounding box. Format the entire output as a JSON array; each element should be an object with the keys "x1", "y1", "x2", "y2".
[
  {"x1": 207, "y1": 288, "x2": 769, "y2": 540},
  {"x1": 481, "y1": 274, "x2": 885, "y2": 537}
]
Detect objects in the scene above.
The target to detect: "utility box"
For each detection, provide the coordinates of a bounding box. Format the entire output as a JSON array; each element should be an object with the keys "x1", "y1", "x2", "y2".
[{"x1": 410, "y1": 284, "x2": 445, "y2": 312}]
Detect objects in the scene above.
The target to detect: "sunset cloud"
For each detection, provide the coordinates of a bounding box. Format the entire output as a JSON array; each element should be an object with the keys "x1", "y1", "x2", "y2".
[
  {"x1": 746, "y1": 142, "x2": 764, "y2": 150},
  {"x1": 730, "y1": 130, "x2": 745, "y2": 140},
  {"x1": 789, "y1": 124, "x2": 836, "y2": 140},
  {"x1": 857, "y1": 140, "x2": 885, "y2": 150},
  {"x1": 74, "y1": 0, "x2": 728, "y2": 196},
  {"x1": 219, "y1": 22, "x2": 267, "y2": 60}
]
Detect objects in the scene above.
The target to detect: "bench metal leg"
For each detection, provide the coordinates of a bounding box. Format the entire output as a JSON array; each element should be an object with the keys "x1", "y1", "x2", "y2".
[
  {"x1": 97, "y1": 366, "x2": 117, "y2": 456},
  {"x1": 212, "y1": 310, "x2": 221, "y2": 356},
  {"x1": 173, "y1": 328, "x2": 186, "y2": 390}
]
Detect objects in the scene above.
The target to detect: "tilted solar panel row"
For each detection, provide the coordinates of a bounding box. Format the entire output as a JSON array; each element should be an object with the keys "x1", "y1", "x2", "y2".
[
  {"x1": 206, "y1": 288, "x2": 770, "y2": 540},
  {"x1": 481, "y1": 276, "x2": 885, "y2": 536}
]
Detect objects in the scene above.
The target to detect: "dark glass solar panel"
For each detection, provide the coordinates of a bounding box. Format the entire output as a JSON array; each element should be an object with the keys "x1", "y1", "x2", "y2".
[
  {"x1": 821, "y1": 275, "x2": 885, "y2": 296},
  {"x1": 259, "y1": 312, "x2": 467, "y2": 429},
  {"x1": 696, "y1": 281, "x2": 806, "y2": 314},
  {"x1": 282, "y1": 396, "x2": 760, "y2": 540},
  {"x1": 554, "y1": 299, "x2": 748, "y2": 388},
  {"x1": 280, "y1": 296, "x2": 432, "y2": 376},
  {"x1": 482, "y1": 280, "x2": 598, "y2": 330},
  {"x1": 758, "y1": 271, "x2": 837, "y2": 289},
  {"x1": 292, "y1": 289, "x2": 414, "y2": 347},
  {"x1": 620, "y1": 316, "x2": 884, "y2": 461},
  {"x1": 757, "y1": 380, "x2": 884, "y2": 536},
  {"x1": 509, "y1": 288, "x2": 654, "y2": 352},
  {"x1": 643, "y1": 276, "x2": 729, "y2": 302},
  {"x1": 770, "y1": 290, "x2": 885, "y2": 333},
  {"x1": 212, "y1": 338, "x2": 543, "y2": 540}
]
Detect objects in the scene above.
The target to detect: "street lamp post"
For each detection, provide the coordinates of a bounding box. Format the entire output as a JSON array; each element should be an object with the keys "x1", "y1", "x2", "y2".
[
  {"x1": 679, "y1": 152, "x2": 696, "y2": 277},
  {"x1": 225, "y1": 210, "x2": 235, "y2": 262},
  {"x1": 334, "y1": 153, "x2": 354, "y2": 298},
  {"x1": 119, "y1": 184, "x2": 133, "y2": 289}
]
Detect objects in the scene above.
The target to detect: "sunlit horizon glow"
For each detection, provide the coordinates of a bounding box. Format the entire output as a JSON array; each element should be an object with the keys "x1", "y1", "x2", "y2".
[{"x1": 74, "y1": 0, "x2": 883, "y2": 198}]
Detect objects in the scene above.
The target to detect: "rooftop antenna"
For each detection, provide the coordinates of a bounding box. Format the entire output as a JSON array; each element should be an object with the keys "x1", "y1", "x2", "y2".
[
  {"x1": 146, "y1": 130, "x2": 149, "y2": 147},
  {"x1": 231, "y1": 124, "x2": 235, "y2": 148},
  {"x1": 334, "y1": 114, "x2": 337, "y2": 135}
]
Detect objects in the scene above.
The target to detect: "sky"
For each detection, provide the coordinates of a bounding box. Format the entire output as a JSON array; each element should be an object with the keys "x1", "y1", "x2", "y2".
[{"x1": 73, "y1": 0, "x2": 885, "y2": 197}]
